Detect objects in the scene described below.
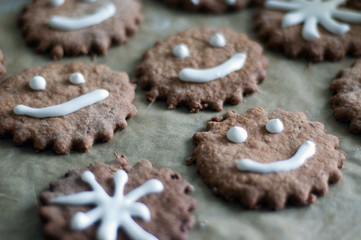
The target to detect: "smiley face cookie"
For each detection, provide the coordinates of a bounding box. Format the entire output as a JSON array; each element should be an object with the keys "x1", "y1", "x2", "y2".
[
  {"x1": 18, "y1": 0, "x2": 143, "y2": 59},
  {"x1": 0, "y1": 50, "x2": 5, "y2": 79},
  {"x1": 187, "y1": 108, "x2": 344, "y2": 209},
  {"x1": 161, "y1": 0, "x2": 264, "y2": 13},
  {"x1": 330, "y1": 60, "x2": 361, "y2": 133},
  {"x1": 0, "y1": 62, "x2": 136, "y2": 154},
  {"x1": 254, "y1": 0, "x2": 361, "y2": 62},
  {"x1": 39, "y1": 154, "x2": 196, "y2": 240},
  {"x1": 136, "y1": 28, "x2": 268, "y2": 113}
]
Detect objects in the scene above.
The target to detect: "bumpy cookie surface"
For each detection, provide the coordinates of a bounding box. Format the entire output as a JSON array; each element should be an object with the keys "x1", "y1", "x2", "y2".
[
  {"x1": 188, "y1": 108, "x2": 344, "y2": 209},
  {"x1": 330, "y1": 60, "x2": 361, "y2": 133},
  {"x1": 136, "y1": 28, "x2": 268, "y2": 112},
  {"x1": 254, "y1": 0, "x2": 361, "y2": 62},
  {"x1": 19, "y1": 0, "x2": 143, "y2": 59},
  {"x1": 0, "y1": 62, "x2": 136, "y2": 154},
  {"x1": 161, "y1": 0, "x2": 264, "y2": 13},
  {"x1": 40, "y1": 155, "x2": 196, "y2": 240},
  {"x1": 0, "y1": 50, "x2": 5, "y2": 78}
]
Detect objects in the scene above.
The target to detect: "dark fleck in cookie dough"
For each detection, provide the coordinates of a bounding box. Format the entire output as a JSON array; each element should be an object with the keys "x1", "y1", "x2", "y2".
[
  {"x1": 331, "y1": 60, "x2": 361, "y2": 133},
  {"x1": 161, "y1": 0, "x2": 264, "y2": 14},
  {"x1": 18, "y1": 0, "x2": 143, "y2": 59},
  {"x1": 0, "y1": 62, "x2": 136, "y2": 154},
  {"x1": 40, "y1": 154, "x2": 196, "y2": 240},
  {"x1": 254, "y1": 0, "x2": 361, "y2": 62},
  {"x1": 187, "y1": 108, "x2": 344, "y2": 209},
  {"x1": 0, "y1": 50, "x2": 6, "y2": 78},
  {"x1": 136, "y1": 28, "x2": 268, "y2": 113}
]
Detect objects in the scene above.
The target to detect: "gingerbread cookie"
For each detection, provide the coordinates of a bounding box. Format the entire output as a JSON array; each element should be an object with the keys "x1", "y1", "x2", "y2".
[
  {"x1": 0, "y1": 62, "x2": 136, "y2": 154},
  {"x1": 161, "y1": 0, "x2": 264, "y2": 13},
  {"x1": 40, "y1": 154, "x2": 196, "y2": 240},
  {"x1": 330, "y1": 60, "x2": 361, "y2": 133},
  {"x1": 254, "y1": 0, "x2": 361, "y2": 62},
  {"x1": 136, "y1": 28, "x2": 268, "y2": 112},
  {"x1": 187, "y1": 108, "x2": 344, "y2": 209},
  {"x1": 19, "y1": 0, "x2": 143, "y2": 59},
  {"x1": 0, "y1": 50, "x2": 6, "y2": 78}
]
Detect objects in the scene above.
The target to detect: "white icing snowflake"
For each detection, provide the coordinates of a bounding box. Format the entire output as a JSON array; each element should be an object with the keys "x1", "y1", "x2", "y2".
[
  {"x1": 51, "y1": 170, "x2": 164, "y2": 240},
  {"x1": 266, "y1": 0, "x2": 361, "y2": 41}
]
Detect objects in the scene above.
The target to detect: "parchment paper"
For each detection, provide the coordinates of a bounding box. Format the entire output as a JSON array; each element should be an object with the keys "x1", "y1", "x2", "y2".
[{"x1": 0, "y1": 1, "x2": 360, "y2": 239}]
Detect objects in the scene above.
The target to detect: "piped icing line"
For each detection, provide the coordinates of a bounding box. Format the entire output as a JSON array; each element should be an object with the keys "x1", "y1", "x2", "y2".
[
  {"x1": 48, "y1": 3, "x2": 116, "y2": 31},
  {"x1": 179, "y1": 53, "x2": 247, "y2": 83},
  {"x1": 14, "y1": 89, "x2": 109, "y2": 118},
  {"x1": 51, "y1": 170, "x2": 163, "y2": 240},
  {"x1": 237, "y1": 140, "x2": 316, "y2": 173},
  {"x1": 265, "y1": 0, "x2": 361, "y2": 41}
]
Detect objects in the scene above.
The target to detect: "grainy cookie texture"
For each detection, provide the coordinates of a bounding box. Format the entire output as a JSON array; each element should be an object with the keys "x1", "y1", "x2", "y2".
[
  {"x1": 188, "y1": 108, "x2": 344, "y2": 209},
  {"x1": 0, "y1": 50, "x2": 5, "y2": 78},
  {"x1": 330, "y1": 60, "x2": 361, "y2": 133},
  {"x1": 19, "y1": 0, "x2": 143, "y2": 59},
  {"x1": 40, "y1": 154, "x2": 197, "y2": 240},
  {"x1": 161, "y1": 0, "x2": 264, "y2": 13},
  {"x1": 136, "y1": 28, "x2": 268, "y2": 112},
  {"x1": 0, "y1": 62, "x2": 136, "y2": 154},
  {"x1": 254, "y1": 1, "x2": 361, "y2": 62}
]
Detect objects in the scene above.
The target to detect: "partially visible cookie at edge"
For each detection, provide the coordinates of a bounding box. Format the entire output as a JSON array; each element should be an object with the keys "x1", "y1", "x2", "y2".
[
  {"x1": 187, "y1": 108, "x2": 344, "y2": 209},
  {"x1": 161, "y1": 0, "x2": 264, "y2": 14},
  {"x1": 330, "y1": 60, "x2": 361, "y2": 133},
  {"x1": 40, "y1": 154, "x2": 197, "y2": 240},
  {"x1": 0, "y1": 62, "x2": 136, "y2": 154},
  {"x1": 0, "y1": 50, "x2": 6, "y2": 78},
  {"x1": 18, "y1": 0, "x2": 143, "y2": 59},
  {"x1": 136, "y1": 28, "x2": 268, "y2": 113},
  {"x1": 254, "y1": 0, "x2": 361, "y2": 62}
]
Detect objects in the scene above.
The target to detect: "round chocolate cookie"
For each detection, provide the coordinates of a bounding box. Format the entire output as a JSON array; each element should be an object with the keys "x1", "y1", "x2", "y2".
[
  {"x1": 0, "y1": 62, "x2": 136, "y2": 154},
  {"x1": 0, "y1": 50, "x2": 6, "y2": 78},
  {"x1": 136, "y1": 28, "x2": 268, "y2": 112},
  {"x1": 161, "y1": 0, "x2": 264, "y2": 13},
  {"x1": 254, "y1": 0, "x2": 361, "y2": 62},
  {"x1": 40, "y1": 154, "x2": 196, "y2": 240},
  {"x1": 330, "y1": 60, "x2": 361, "y2": 133},
  {"x1": 19, "y1": 0, "x2": 143, "y2": 59},
  {"x1": 187, "y1": 108, "x2": 344, "y2": 209}
]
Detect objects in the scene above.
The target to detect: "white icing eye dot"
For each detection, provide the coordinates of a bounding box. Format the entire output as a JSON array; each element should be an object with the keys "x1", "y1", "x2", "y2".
[
  {"x1": 50, "y1": 0, "x2": 65, "y2": 7},
  {"x1": 209, "y1": 33, "x2": 226, "y2": 48},
  {"x1": 266, "y1": 119, "x2": 284, "y2": 134},
  {"x1": 69, "y1": 72, "x2": 85, "y2": 85},
  {"x1": 29, "y1": 76, "x2": 46, "y2": 90},
  {"x1": 190, "y1": 0, "x2": 199, "y2": 5},
  {"x1": 226, "y1": 126, "x2": 247, "y2": 143},
  {"x1": 225, "y1": 0, "x2": 236, "y2": 5},
  {"x1": 172, "y1": 44, "x2": 190, "y2": 58}
]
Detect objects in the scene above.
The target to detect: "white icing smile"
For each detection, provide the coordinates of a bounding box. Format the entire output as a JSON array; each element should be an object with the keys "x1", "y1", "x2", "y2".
[
  {"x1": 237, "y1": 140, "x2": 316, "y2": 173},
  {"x1": 179, "y1": 53, "x2": 247, "y2": 83},
  {"x1": 14, "y1": 89, "x2": 109, "y2": 118},
  {"x1": 49, "y1": 3, "x2": 116, "y2": 31}
]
